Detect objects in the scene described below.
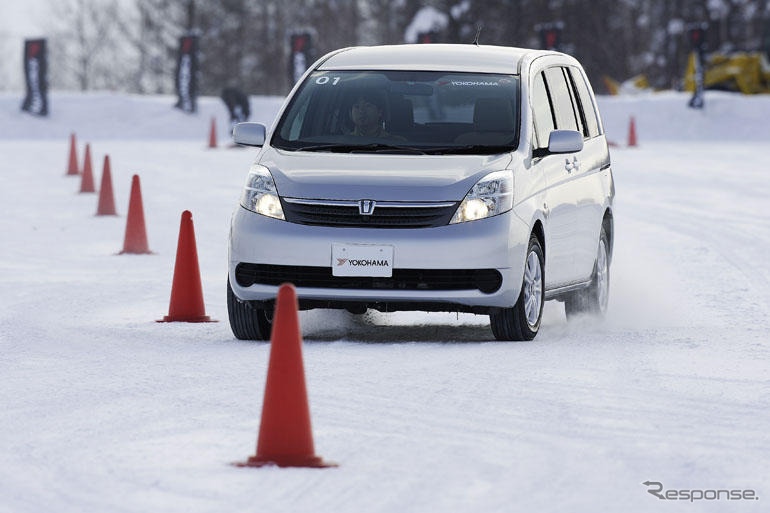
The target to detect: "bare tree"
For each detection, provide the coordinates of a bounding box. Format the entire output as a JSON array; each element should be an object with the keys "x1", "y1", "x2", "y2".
[
  {"x1": 46, "y1": 0, "x2": 130, "y2": 90},
  {"x1": 123, "y1": 0, "x2": 188, "y2": 94},
  {"x1": 42, "y1": 0, "x2": 770, "y2": 95}
]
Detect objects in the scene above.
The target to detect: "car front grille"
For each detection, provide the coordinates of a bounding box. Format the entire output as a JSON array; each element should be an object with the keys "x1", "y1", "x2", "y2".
[
  {"x1": 280, "y1": 198, "x2": 459, "y2": 229},
  {"x1": 235, "y1": 263, "x2": 503, "y2": 294}
]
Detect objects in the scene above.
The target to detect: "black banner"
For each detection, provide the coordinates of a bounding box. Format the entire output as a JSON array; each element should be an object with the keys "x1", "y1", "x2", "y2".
[
  {"x1": 289, "y1": 33, "x2": 313, "y2": 85},
  {"x1": 21, "y1": 39, "x2": 48, "y2": 117},
  {"x1": 174, "y1": 35, "x2": 199, "y2": 113},
  {"x1": 687, "y1": 23, "x2": 708, "y2": 109},
  {"x1": 536, "y1": 22, "x2": 564, "y2": 51}
]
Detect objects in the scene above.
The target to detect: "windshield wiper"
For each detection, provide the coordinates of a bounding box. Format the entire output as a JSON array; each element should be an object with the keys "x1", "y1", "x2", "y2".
[
  {"x1": 297, "y1": 143, "x2": 427, "y2": 155},
  {"x1": 422, "y1": 145, "x2": 516, "y2": 155}
]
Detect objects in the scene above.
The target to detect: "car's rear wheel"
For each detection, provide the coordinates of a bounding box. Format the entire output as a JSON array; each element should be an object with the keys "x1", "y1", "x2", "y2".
[
  {"x1": 490, "y1": 234, "x2": 544, "y2": 341},
  {"x1": 564, "y1": 227, "x2": 610, "y2": 319},
  {"x1": 227, "y1": 278, "x2": 272, "y2": 340}
]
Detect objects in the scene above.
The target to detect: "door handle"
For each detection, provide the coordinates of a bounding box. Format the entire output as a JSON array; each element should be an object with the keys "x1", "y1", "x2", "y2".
[{"x1": 565, "y1": 155, "x2": 580, "y2": 173}]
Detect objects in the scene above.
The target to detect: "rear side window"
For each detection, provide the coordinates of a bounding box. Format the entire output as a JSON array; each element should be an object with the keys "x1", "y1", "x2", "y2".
[
  {"x1": 563, "y1": 68, "x2": 585, "y2": 136},
  {"x1": 531, "y1": 72, "x2": 554, "y2": 149},
  {"x1": 543, "y1": 67, "x2": 578, "y2": 132},
  {"x1": 568, "y1": 67, "x2": 600, "y2": 138}
]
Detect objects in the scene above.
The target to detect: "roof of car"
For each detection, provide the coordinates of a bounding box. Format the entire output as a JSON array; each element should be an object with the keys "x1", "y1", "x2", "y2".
[{"x1": 318, "y1": 44, "x2": 553, "y2": 74}]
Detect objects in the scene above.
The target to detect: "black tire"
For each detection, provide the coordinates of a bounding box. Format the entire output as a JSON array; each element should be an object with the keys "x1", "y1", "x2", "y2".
[
  {"x1": 227, "y1": 278, "x2": 272, "y2": 340},
  {"x1": 490, "y1": 234, "x2": 545, "y2": 341},
  {"x1": 564, "y1": 227, "x2": 610, "y2": 319}
]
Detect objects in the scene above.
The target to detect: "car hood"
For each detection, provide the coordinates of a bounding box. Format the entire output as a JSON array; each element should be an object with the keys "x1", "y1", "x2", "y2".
[{"x1": 258, "y1": 146, "x2": 513, "y2": 202}]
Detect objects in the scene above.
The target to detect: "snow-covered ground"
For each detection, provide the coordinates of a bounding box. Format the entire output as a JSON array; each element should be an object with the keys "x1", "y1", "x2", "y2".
[
  {"x1": 1, "y1": 91, "x2": 769, "y2": 512},
  {"x1": 0, "y1": 92, "x2": 285, "y2": 141}
]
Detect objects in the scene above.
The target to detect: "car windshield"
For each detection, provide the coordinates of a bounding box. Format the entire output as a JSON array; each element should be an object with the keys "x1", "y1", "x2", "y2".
[{"x1": 272, "y1": 70, "x2": 520, "y2": 154}]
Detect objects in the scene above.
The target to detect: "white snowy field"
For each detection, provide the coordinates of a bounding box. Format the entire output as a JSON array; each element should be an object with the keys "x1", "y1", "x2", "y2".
[{"x1": 1, "y1": 91, "x2": 769, "y2": 512}]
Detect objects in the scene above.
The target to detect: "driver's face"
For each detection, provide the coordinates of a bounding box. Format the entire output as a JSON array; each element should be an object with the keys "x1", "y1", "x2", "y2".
[{"x1": 351, "y1": 98, "x2": 381, "y2": 127}]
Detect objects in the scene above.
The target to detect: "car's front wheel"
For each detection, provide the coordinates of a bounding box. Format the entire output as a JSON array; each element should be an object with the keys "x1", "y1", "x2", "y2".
[
  {"x1": 564, "y1": 227, "x2": 610, "y2": 319},
  {"x1": 227, "y1": 278, "x2": 272, "y2": 340},
  {"x1": 490, "y1": 234, "x2": 544, "y2": 341}
]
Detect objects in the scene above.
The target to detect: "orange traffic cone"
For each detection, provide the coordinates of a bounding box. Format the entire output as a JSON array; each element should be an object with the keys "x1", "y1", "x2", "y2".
[
  {"x1": 627, "y1": 116, "x2": 637, "y2": 147},
  {"x1": 79, "y1": 144, "x2": 96, "y2": 193},
  {"x1": 96, "y1": 155, "x2": 117, "y2": 216},
  {"x1": 157, "y1": 211, "x2": 215, "y2": 322},
  {"x1": 208, "y1": 117, "x2": 217, "y2": 148},
  {"x1": 119, "y1": 175, "x2": 152, "y2": 254},
  {"x1": 66, "y1": 133, "x2": 79, "y2": 176},
  {"x1": 235, "y1": 283, "x2": 336, "y2": 468}
]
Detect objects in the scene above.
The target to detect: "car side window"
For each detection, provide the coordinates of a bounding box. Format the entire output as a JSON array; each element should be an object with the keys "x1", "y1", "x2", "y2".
[
  {"x1": 562, "y1": 67, "x2": 585, "y2": 136},
  {"x1": 544, "y1": 67, "x2": 578, "y2": 132},
  {"x1": 568, "y1": 67, "x2": 600, "y2": 138},
  {"x1": 531, "y1": 71, "x2": 555, "y2": 149}
]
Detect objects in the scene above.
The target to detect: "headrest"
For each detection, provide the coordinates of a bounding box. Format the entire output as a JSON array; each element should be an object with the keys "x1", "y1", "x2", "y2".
[
  {"x1": 473, "y1": 98, "x2": 514, "y2": 132},
  {"x1": 389, "y1": 97, "x2": 414, "y2": 130}
]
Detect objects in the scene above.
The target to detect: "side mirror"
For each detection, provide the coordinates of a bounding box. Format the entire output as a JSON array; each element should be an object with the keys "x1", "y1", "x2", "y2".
[
  {"x1": 233, "y1": 122, "x2": 266, "y2": 147},
  {"x1": 547, "y1": 129, "x2": 583, "y2": 154}
]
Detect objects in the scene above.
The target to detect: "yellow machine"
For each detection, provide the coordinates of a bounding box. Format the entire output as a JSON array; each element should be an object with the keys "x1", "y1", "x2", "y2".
[
  {"x1": 602, "y1": 74, "x2": 651, "y2": 95},
  {"x1": 684, "y1": 52, "x2": 770, "y2": 94}
]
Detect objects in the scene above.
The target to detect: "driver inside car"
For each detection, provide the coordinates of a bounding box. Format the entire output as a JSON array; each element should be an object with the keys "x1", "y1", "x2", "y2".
[{"x1": 349, "y1": 91, "x2": 403, "y2": 140}]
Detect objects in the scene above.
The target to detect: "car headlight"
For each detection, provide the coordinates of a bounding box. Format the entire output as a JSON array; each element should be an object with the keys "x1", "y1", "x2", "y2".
[
  {"x1": 450, "y1": 170, "x2": 513, "y2": 224},
  {"x1": 240, "y1": 164, "x2": 285, "y2": 220}
]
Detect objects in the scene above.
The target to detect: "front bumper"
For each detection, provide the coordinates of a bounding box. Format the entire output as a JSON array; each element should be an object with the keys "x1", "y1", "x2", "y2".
[{"x1": 228, "y1": 205, "x2": 530, "y2": 309}]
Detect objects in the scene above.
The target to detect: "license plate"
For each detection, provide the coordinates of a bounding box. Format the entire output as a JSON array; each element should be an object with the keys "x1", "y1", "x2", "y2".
[{"x1": 331, "y1": 243, "x2": 394, "y2": 277}]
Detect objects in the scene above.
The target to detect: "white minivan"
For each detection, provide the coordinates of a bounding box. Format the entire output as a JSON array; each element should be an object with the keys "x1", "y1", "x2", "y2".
[{"x1": 227, "y1": 44, "x2": 614, "y2": 342}]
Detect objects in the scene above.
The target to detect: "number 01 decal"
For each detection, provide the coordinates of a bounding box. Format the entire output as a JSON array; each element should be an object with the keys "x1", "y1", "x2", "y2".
[{"x1": 315, "y1": 76, "x2": 341, "y2": 85}]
